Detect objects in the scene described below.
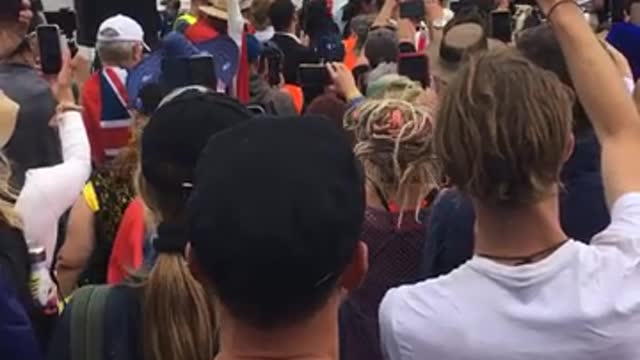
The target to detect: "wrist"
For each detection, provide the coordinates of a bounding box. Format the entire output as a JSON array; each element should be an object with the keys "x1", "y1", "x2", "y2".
[
  {"x1": 56, "y1": 102, "x2": 82, "y2": 114},
  {"x1": 345, "y1": 88, "x2": 363, "y2": 102}
]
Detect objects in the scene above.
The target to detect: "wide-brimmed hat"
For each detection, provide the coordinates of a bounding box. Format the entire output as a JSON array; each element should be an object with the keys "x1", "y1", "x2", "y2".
[
  {"x1": 427, "y1": 19, "x2": 505, "y2": 85},
  {"x1": 0, "y1": 92, "x2": 19, "y2": 149},
  {"x1": 200, "y1": 0, "x2": 229, "y2": 20}
]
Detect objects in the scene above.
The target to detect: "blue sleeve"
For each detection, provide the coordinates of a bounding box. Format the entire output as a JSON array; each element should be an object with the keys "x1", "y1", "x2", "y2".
[
  {"x1": 419, "y1": 189, "x2": 476, "y2": 280},
  {"x1": 0, "y1": 279, "x2": 43, "y2": 360}
]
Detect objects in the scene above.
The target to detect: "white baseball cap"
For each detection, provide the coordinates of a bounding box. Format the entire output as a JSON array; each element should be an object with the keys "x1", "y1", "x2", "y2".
[{"x1": 97, "y1": 14, "x2": 146, "y2": 44}]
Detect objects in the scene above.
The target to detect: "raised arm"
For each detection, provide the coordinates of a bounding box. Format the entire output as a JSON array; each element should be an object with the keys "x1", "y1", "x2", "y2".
[
  {"x1": 542, "y1": 0, "x2": 640, "y2": 207},
  {"x1": 227, "y1": 0, "x2": 244, "y2": 47}
]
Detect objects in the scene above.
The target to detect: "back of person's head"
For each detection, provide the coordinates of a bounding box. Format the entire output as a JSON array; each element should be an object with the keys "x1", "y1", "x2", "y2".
[
  {"x1": 366, "y1": 74, "x2": 423, "y2": 101},
  {"x1": 351, "y1": 14, "x2": 375, "y2": 51},
  {"x1": 96, "y1": 15, "x2": 146, "y2": 67},
  {"x1": 302, "y1": 0, "x2": 336, "y2": 38},
  {"x1": 251, "y1": 0, "x2": 274, "y2": 31},
  {"x1": 137, "y1": 86, "x2": 252, "y2": 360},
  {"x1": 364, "y1": 28, "x2": 399, "y2": 68},
  {"x1": 345, "y1": 96, "x2": 439, "y2": 221},
  {"x1": 269, "y1": 0, "x2": 296, "y2": 32},
  {"x1": 188, "y1": 116, "x2": 367, "y2": 330},
  {"x1": 516, "y1": 23, "x2": 590, "y2": 136},
  {"x1": 436, "y1": 50, "x2": 574, "y2": 208},
  {"x1": 305, "y1": 93, "x2": 352, "y2": 143}
]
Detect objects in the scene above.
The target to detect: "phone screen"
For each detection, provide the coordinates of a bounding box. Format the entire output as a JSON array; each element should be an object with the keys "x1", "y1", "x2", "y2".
[
  {"x1": 299, "y1": 63, "x2": 330, "y2": 107},
  {"x1": 399, "y1": 0, "x2": 425, "y2": 20},
  {"x1": 267, "y1": 55, "x2": 282, "y2": 87},
  {"x1": 37, "y1": 25, "x2": 63, "y2": 75},
  {"x1": 398, "y1": 53, "x2": 430, "y2": 88},
  {"x1": 162, "y1": 57, "x2": 190, "y2": 90},
  {"x1": 189, "y1": 56, "x2": 217, "y2": 90},
  {"x1": 299, "y1": 64, "x2": 330, "y2": 87},
  {"x1": 490, "y1": 11, "x2": 512, "y2": 43}
]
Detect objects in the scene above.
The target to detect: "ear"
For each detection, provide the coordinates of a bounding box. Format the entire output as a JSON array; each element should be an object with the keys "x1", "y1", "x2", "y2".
[
  {"x1": 563, "y1": 133, "x2": 575, "y2": 163},
  {"x1": 339, "y1": 241, "x2": 368, "y2": 291}
]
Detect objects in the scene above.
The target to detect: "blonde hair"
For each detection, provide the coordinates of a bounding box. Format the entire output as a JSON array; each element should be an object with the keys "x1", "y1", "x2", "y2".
[
  {"x1": 345, "y1": 98, "x2": 440, "y2": 224},
  {"x1": 435, "y1": 49, "x2": 574, "y2": 207},
  {"x1": 133, "y1": 169, "x2": 217, "y2": 360}
]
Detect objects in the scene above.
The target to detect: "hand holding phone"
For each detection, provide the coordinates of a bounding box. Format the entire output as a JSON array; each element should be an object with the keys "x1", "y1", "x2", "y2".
[{"x1": 37, "y1": 25, "x2": 63, "y2": 75}]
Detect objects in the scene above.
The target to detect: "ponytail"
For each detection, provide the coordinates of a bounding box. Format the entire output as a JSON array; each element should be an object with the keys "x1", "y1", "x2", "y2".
[{"x1": 141, "y1": 222, "x2": 217, "y2": 360}]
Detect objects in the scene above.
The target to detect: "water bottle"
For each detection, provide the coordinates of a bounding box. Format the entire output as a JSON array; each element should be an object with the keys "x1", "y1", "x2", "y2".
[{"x1": 29, "y1": 246, "x2": 59, "y2": 315}]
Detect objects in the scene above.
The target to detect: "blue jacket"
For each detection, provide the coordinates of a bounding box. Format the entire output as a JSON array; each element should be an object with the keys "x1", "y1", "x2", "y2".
[
  {"x1": 420, "y1": 130, "x2": 610, "y2": 279},
  {"x1": 607, "y1": 22, "x2": 640, "y2": 81},
  {"x1": 0, "y1": 275, "x2": 42, "y2": 360}
]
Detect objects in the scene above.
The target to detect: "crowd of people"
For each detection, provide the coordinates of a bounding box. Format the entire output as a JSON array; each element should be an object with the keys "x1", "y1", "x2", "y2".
[{"x1": 1, "y1": 0, "x2": 640, "y2": 359}]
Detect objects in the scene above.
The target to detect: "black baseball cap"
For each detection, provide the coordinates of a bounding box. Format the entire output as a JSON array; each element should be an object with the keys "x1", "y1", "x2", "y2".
[
  {"x1": 188, "y1": 116, "x2": 366, "y2": 329},
  {"x1": 141, "y1": 87, "x2": 252, "y2": 192}
]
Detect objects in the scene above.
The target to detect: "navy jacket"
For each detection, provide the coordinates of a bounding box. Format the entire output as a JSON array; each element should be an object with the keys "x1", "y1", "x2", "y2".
[
  {"x1": 0, "y1": 275, "x2": 42, "y2": 360},
  {"x1": 420, "y1": 131, "x2": 610, "y2": 279}
]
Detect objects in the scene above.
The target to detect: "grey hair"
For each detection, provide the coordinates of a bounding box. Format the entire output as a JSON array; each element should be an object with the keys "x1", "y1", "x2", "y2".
[{"x1": 96, "y1": 40, "x2": 138, "y2": 66}]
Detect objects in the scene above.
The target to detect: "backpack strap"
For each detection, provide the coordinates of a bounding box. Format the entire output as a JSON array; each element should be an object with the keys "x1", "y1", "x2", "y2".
[{"x1": 71, "y1": 285, "x2": 111, "y2": 360}]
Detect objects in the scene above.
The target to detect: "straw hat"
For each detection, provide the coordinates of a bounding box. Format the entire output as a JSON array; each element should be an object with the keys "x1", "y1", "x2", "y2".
[{"x1": 200, "y1": 0, "x2": 229, "y2": 20}]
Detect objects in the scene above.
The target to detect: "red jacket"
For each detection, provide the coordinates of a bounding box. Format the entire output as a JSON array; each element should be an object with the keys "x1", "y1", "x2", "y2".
[{"x1": 107, "y1": 198, "x2": 146, "y2": 284}]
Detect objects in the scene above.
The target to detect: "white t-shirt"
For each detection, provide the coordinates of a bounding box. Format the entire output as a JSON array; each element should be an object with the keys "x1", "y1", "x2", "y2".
[{"x1": 379, "y1": 193, "x2": 640, "y2": 360}]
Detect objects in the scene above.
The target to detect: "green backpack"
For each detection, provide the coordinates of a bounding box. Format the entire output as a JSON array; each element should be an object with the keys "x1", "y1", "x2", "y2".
[{"x1": 70, "y1": 285, "x2": 111, "y2": 360}]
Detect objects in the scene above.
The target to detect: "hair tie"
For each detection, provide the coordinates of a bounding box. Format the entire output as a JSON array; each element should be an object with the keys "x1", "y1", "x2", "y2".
[{"x1": 154, "y1": 222, "x2": 188, "y2": 254}]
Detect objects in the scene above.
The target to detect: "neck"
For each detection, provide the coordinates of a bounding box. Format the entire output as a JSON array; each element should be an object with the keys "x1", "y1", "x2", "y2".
[
  {"x1": 216, "y1": 296, "x2": 340, "y2": 360},
  {"x1": 472, "y1": 194, "x2": 568, "y2": 262},
  {"x1": 285, "y1": 23, "x2": 296, "y2": 35}
]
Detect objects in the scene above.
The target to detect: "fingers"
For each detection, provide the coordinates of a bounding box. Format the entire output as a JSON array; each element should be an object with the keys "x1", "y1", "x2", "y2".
[{"x1": 326, "y1": 62, "x2": 339, "y2": 79}]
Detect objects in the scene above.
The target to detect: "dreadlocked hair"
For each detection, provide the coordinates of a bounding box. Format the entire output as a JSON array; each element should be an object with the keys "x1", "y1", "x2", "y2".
[{"x1": 345, "y1": 98, "x2": 440, "y2": 225}]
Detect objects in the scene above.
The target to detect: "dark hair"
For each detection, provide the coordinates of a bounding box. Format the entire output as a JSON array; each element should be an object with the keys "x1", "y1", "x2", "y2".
[
  {"x1": 301, "y1": 0, "x2": 339, "y2": 38},
  {"x1": 269, "y1": 0, "x2": 296, "y2": 32},
  {"x1": 137, "y1": 89, "x2": 252, "y2": 360},
  {"x1": 516, "y1": 24, "x2": 590, "y2": 135},
  {"x1": 188, "y1": 116, "x2": 365, "y2": 330},
  {"x1": 0, "y1": 0, "x2": 21, "y2": 20}
]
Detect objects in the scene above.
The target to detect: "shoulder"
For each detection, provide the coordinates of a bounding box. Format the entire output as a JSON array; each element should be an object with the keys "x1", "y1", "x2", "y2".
[{"x1": 379, "y1": 273, "x2": 470, "y2": 358}]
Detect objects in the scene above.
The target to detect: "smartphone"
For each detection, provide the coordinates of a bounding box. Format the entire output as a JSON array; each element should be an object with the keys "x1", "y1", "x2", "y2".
[
  {"x1": 299, "y1": 63, "x2": 330, "y2": 86},
  {"x1": 37, "y1": 25, "x2": 63, "y2": 75},
  {"x1": 162, "y1": 57, "x2": 190, "y2": 90},
  {"x1": 399, "y1": 0, "x2": 425, "y2": 20},
  {"x1": 398, "y1": 53, "x2": 430, "y2": 88},
  {"x1": 490, "y1": 11, "x2": 513, "y2": 43},
  {"x1": 188, "y1": 55, "x2": 217, "y2": 90}
]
